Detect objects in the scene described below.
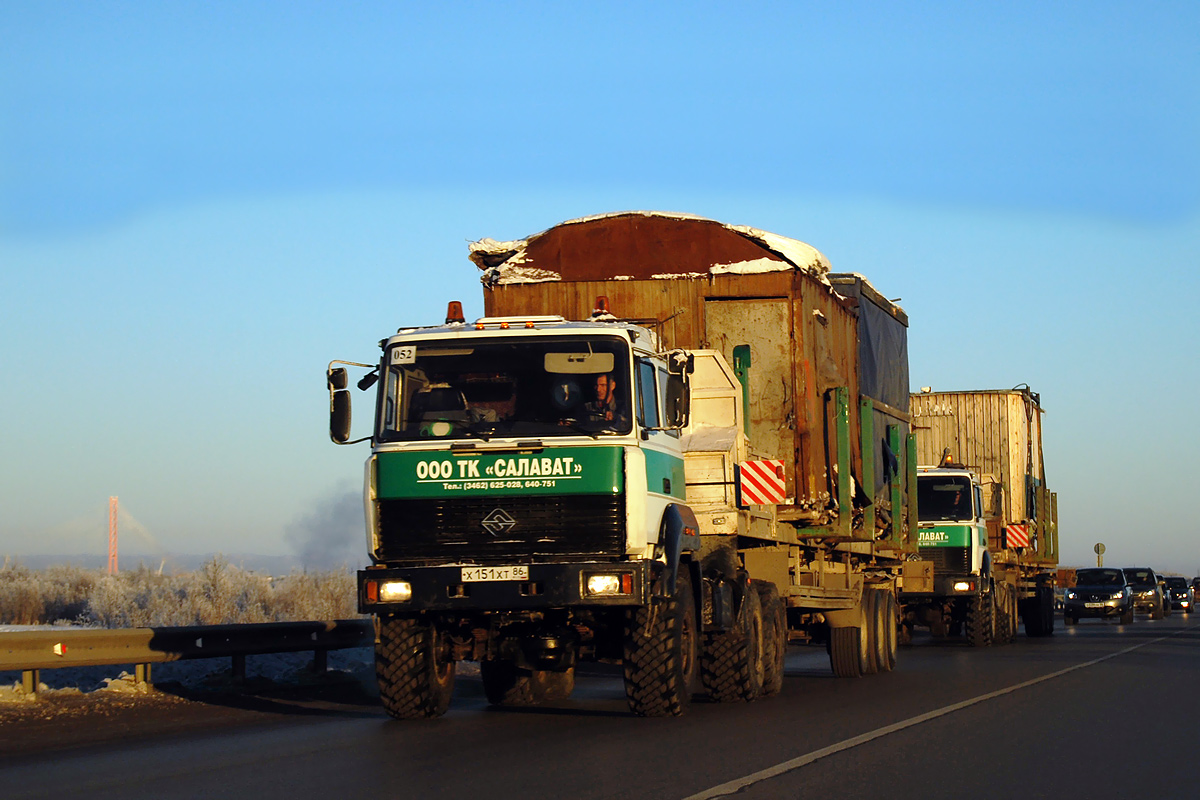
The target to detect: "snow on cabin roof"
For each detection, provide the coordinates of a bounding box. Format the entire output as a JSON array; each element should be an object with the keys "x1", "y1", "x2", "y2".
[{"x1": 469, "y1": 211, "x2": 832, "y2": 287}]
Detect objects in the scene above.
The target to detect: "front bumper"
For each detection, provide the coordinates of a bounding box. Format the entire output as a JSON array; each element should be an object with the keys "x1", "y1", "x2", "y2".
[
  {"x1": 899, "y1": 574, "x2": 983, "y2": 600},
  {"x1": 1131, "y1": 593, "x2": 1160, "y2": 611},
  {"x1": 1064, "y1": 597, "x2": 1129, "y2": 618},
  {"x1": 358, "y1": 560, "x2": 650, "y2": 614}
]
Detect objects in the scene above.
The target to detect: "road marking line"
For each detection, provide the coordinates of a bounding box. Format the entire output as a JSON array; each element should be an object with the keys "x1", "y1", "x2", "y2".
[{"x1": 685, "y1": 629, "x2": 1190, "y2": 800}]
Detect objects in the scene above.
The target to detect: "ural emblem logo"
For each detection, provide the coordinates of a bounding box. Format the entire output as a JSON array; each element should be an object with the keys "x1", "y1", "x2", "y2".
[{"x1": 481, "y1": 508, "x2": 517, "y2": 537}]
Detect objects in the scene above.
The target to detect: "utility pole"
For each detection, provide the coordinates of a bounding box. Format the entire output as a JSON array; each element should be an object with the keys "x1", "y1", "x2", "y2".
[{"x1": 108, "y1": 496, "x2": 118, "y2": 575}]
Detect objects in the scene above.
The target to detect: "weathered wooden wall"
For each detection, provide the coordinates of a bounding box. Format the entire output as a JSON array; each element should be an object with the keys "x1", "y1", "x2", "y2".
[
  {"x1": 910, "y1": 390, "x2": 1045, "y2": 524},
  {"x1": 476, "y1": 216, "x2": 863, "y2": 514}
]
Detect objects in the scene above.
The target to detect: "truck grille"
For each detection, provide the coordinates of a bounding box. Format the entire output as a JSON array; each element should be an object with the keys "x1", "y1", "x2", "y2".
[
  {"x1": 375, "y1": 494, "x2": 626, "y2": 564},
  {"x1": 918, "y1": 546, "x2": 970, "y2": 576}
]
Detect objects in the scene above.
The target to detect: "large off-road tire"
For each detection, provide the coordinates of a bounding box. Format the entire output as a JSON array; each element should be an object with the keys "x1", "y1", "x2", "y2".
[
  {"x1": 623, "y1": 569, "x2": 700, "y2": 717},
  {"x1": 376, "y1": 616, "x2": 455, "y2": 720},
  {"x1": 480, "y1": 660, "x2": 536, "y2": 706},
  {"x1": 701, "y1": 580, "x2": 764, "y2": 701},
  {"x1": 754, "y1": 580, "x2": 787, "y2": 697},
  {"x1": 995, "y1": 584, "x2": 1017, "y2": 644},
  {"x1": 967, "y1": 591, "x2": 995, "y2": 647}
]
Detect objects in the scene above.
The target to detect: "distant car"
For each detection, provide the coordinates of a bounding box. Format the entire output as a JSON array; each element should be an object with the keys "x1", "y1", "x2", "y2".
[
  {"x1": 1164, "y1": 577, "x2": 1193, "y2": 613},
  {"x1": 1159, "y1": 578, "x2": 1174, "y2": 617},
  {"x1": 1064, "y1": 568, "x2": 1134, "y2": 625},
  {"x1": 1122, "y1": 567, "x2": 1167, "y2": 620},
  {"x1": 1193, "y1": 577, "x2": 1200, "y2": 598}
]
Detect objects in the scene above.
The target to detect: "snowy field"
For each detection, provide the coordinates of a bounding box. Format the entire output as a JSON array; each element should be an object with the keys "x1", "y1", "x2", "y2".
[{"x1": 0, "y1": 623, "x2": 375, "y2": 702}]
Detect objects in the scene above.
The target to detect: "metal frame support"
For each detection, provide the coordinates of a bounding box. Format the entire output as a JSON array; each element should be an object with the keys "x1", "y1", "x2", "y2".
[
  {"x1": 22, "y1": 669, "x2": 39, "y2": 695},
  {"x1": 732, "y1": 345, "x2": 752, "y2": 440},
  {"x1": 135, "y1": 663, "x2": 152, "y2": 684},
  {"x1": 906, "y1": 432, "x2": 918, "y2": 546},
  {"x1": 312, "y1": 649, "x2": 328, "y2": 674},
  {"x1": 887, "y1": 424, "x2": 903, "y2": 544},
  {"x1": 232, "y1": 653, "x2": 246, "y2": 682},
  {"x1": 859, "y1": 398, "x2": 875, "y2": 539},
  {"x1": 835, "y1": 387, "x2": 852, "y2": 538},
  {"x1": 1049, "y1": 492, "x2": 1059, "y2": 561}
]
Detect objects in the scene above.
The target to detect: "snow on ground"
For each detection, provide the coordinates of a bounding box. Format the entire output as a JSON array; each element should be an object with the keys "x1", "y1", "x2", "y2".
[{"x1": 0, "y1": 637, "x2": 376, "y2": 702}]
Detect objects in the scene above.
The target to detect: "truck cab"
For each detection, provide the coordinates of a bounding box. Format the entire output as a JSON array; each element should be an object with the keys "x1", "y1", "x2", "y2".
[
  {"x1": 328, "y1": 303, "x2": 734, "y2": 719},
  {"x1": 915, "y1": 466, "x2": 989, "y2": 592},
  {"x1": 901, "y1": 464, "x2": 1000, "y2": 645}
]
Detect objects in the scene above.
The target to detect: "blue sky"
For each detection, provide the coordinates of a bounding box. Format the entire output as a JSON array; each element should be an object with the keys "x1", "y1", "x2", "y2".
[{"x1": 2, "y1": 2, "x2": 1197, "y2": 572}]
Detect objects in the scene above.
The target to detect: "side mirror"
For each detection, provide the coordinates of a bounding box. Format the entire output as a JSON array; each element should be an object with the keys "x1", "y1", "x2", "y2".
[
  {"x1": 328, "y1": 368, "x2": 351, "y2": 443},
  {"x1": 665, "y1": 373, "x2": 690, "y2": 429}
]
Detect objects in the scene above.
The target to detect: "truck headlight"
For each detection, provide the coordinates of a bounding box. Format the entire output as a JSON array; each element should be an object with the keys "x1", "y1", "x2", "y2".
[
  {"x1": 1066, "y1": 590, "x2": 1078, "y2": 600},
  {"x1": 953, "y1": 581, "x2": 974, "y2": 592},
  {"x1": 379, "y1": 580, "x2": 413, "y2": 602},
  {"x1": 585, "y1": 573, "x2": 633, "y2": 596}
]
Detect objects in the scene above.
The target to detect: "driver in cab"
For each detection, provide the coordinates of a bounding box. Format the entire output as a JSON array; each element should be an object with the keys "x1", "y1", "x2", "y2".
[{"x1": 582, "y1": 373, "x2": 630, "y2": 430}]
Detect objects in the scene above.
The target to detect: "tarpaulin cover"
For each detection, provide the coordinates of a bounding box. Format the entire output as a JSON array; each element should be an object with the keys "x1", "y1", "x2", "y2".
[{"x1": 829, "y1": 274, "x2": 910, "y2": 499}]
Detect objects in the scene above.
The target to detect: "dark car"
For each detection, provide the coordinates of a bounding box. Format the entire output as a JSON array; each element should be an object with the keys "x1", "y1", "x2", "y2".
[
  {"x1": 1122, "y1": 568, "x2": 1167, "y2": 619},
  {"x1": 1164, "y1": 576, "x2": 1193, "y2": 613},
  {"x1": 1064, "y1": 568, "x2": 1134, "y2": 625}
]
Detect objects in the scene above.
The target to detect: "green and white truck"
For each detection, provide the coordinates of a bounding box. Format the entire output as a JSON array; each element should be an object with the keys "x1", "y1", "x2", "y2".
[
  {"x1": 332, "y1": 212, "x2": 919, "y2": 718},
  {"x1": 901, "y1": 388, "x2": 1059, "y2": 645}
]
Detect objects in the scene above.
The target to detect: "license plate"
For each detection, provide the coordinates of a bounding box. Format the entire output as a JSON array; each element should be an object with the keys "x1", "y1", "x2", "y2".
[
  {"x1": 461, "y1": 565, "x2": 529, "y2": 582},
  {"x1": 1084, "y1": 602, "x2": 1104, "y2": 608}
]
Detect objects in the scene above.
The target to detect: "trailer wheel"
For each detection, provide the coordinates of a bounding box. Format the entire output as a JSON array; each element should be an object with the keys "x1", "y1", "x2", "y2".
[
  {"x1": 623, "y1": 568, "x2": 699, "y2": 717},
  {"x1": 480, "y1": 660, "x2": 536, "y2": 706},
  {"x1": 376, "y1": 616, "x2": 455, "y2": 720},
  {"x1": 1021, "y1": 597, "x2": 1043, "y2": 637},
  {"x1": 532, "y1": 668, "x2": 575, "y2": 702},
  {"x1": 966, "y1": 590, "x2": 994, "y2": 647},
  {"x1": 862, "y1": 590, "x2": 882, "y2": 675},
  {"x1": 828, "y1": 626, "x2": 863, "y2": 678},
  {"x1": 754, "y1": 580, "x2": 787, "y2": 697},
  {"x1": 874, "y1": 590, "x2": 898, "y2": 672},
  {"x1": 1040, "y1": 585, "x2": 1056, "y2": 635},
  {"x1": 701, "y1": 579, "x2": 764, "y2": 701}
]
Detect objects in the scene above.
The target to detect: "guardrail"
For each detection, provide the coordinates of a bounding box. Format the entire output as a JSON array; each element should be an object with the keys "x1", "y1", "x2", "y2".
[{"x1": 0, "y1": 619, "x2": 374, "y2": 695}]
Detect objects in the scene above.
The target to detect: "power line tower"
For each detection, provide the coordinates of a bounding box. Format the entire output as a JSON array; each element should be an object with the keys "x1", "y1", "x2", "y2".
[{"x1": 108, "y1": 496, "x2": 119, "y2": 575}]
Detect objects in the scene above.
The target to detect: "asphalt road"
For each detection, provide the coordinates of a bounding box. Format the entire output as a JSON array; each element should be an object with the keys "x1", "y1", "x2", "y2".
[{"x1": 4, "y1": 613, "x2": 1199, "y2": 800}]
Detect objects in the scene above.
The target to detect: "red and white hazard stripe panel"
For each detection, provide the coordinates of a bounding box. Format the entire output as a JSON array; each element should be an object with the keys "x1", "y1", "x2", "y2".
[
  {"x1": 1005, "y1": 523, "x2": 1030, "y2": 548},
  {"x1": 739, "y1": 459, "x2": 786, "y2": 506}
]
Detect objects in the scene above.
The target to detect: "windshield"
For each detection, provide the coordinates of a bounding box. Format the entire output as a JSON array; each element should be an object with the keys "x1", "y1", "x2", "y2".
[
  {"x1": 377, "y1": 335, "x2": 633, "y2": 442},
  {"x1": 917, "y1": 476, "x2": 974, "y2": 522},
  {"x1": 1122, "y1": 568, "x2": 1156, "y2": 586},
  {"x1": 1166, "y1": 578, "x2": 1187, "y2": 590},
  {"x1": 1076, "y1": 569, "x2": 1124, "y2": 587}
]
